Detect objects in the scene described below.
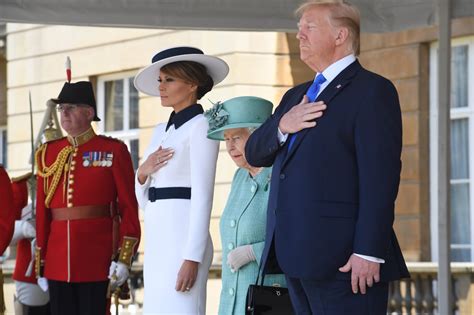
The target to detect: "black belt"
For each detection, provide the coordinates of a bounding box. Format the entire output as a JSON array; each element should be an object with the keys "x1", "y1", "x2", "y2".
[{"x1": 148, "y1": 187, "x2": 192, "y2": 202}]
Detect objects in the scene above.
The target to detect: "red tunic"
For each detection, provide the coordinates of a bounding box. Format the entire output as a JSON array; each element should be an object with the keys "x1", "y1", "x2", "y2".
[
  {"x1": 36, "y1": 129, "x2": 140, "y2": 282},
  {"x1": 0, "y1": 166, "x2": 15, "y2": 254},
  {"x1": 11, "y1": 173, "x2": 37, "y2": 283}
]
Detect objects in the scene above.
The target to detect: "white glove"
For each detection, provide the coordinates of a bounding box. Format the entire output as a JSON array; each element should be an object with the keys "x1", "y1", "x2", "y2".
[
  {"x1": 37, "y1": 277, "x2": 48, "y2": 292},
  {"x1": 108, "y1": 261, "x2": 129, "y2": 290},
  {"x1": 227, "y1": 245, "x2": 256, "y2": 271},
  {"x1": 10, "y1": 220, "x2": 35, "y2": 245},
  {"x1": 21, "y1": 220, "x2": 36, "y2": 239}
]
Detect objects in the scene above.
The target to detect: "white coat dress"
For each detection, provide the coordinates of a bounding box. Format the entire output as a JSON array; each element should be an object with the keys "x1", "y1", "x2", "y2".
[{"x1": 135, "y1": 105, "x2": 219, "y2": 315}]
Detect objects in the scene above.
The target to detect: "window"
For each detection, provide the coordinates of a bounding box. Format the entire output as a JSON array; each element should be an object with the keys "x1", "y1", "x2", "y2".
[
  {"x1": 430, "y1": 37, "x2": 474, "y2": 262},
  {"x1": 97, "y1": 73, "x2": 140, "y2": 170},
  {"x1": 0, "y1": 127, "x2": 6, "y2": 167}
]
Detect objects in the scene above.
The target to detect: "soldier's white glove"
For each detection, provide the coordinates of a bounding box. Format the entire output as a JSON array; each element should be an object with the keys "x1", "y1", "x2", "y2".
[
  {"x1": 108, "y1": 261, "x2": 129, "y2": 290},
  {"x1": 37, "y1": 277, "x2": 48, "y2": 292},
  {"x1": 227, "y1": 245, "x2": 256, "y2": 272},
  {"x1": 21, "y1": 220, "x2": 36, "y2": 239},
  {"x1": 10, "y1": 220, "x2": 36, "y2": 244}
]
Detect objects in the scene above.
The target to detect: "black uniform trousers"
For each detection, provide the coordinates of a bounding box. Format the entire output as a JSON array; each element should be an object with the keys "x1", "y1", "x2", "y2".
[
  {"x1": 18, "y1": 303, "x2": 51, "y2": 315},
  {"x1": 48, "y1": 280, "x2": 108, "y2": 315}
]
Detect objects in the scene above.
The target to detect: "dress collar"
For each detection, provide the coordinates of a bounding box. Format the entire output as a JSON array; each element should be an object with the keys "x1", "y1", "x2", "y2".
[
  {"x1": 67, "y1": 127, "x2": 96, "y2": 147},
  {"x1": 166, "y1": 104, "x2": 204, "y2": 131}
]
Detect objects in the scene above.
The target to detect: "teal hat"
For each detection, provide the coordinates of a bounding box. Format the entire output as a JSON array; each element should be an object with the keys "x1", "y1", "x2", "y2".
[{"x1": 205, "y1": 96, "x2": 273, "y2": 141}]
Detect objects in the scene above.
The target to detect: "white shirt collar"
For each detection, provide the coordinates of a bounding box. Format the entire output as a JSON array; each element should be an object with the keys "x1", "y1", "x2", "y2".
[{"x1": 318, "y1": 54, "x2": 356, "y2": 85}]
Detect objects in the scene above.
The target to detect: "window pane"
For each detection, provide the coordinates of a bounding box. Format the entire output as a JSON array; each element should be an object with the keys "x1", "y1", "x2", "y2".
[
  {"x1": 129, "y1": 78, "x2": 139, "y2": 130},
  {"x1": 451, "y1": 45, "x2": 468, "y2": 108},
  {"x1": 450, "y1": 118, "x2": 469, "y2": 179},
  {"x1": 130, "y1": 139, "x2": 139, "y2": 171},
  {"x1": 104, "y1": 80, "x2": 124, "y2": 132},
  {"x1": 450, "y1": 183, "x2": 470, "y2": 245},
  {"x1": 0, "y1": 129, "x2": 7, "y2": 167},
  {"x1": 451, "y1": 248, "x2": 471, "y2": 262}
]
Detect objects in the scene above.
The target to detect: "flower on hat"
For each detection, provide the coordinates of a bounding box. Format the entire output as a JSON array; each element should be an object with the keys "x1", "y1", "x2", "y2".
[{"x1": 204, "y1": 101, "x2": 229, "y2": 132}]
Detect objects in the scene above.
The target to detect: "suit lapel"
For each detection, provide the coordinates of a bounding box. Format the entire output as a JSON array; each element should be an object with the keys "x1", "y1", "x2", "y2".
[
  {"x1": 284, "y1": 81, "x2": 313, "y2": 114},
  {"x1": 282, "y1": 60, "x2": 362, "y2": 167},
  {"x1": 273, "y1": 82, "x2": 312, "y2": 171}
]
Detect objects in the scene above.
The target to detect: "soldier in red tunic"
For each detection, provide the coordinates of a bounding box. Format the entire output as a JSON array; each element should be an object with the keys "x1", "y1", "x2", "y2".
[
  {"x1": 1, "y1": 165, "x2": 15, "y2": 315},
  {"x1": 35, "y1": 81, "x2": 141, "y2": 315},
  {"x1": 10, "y1": 173, "x2": 50, "y2": 314},
  {"x1": 0, "y1": 165, "x2": 15, "y2": 257}
]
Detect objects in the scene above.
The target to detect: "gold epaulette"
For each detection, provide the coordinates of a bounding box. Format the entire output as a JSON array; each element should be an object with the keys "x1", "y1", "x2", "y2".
[
  {"x1": 117, "y1": 237, "x2": 139, "y2": 268},
  {"x1": 44, "y1": 136, "x2": 65, "y2": 144},
  {"x1": 11, "y1": 172, "x2": 33, "y2": 183}
]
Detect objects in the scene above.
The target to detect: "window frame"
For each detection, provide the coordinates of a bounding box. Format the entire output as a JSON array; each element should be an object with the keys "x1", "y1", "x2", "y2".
[
  {"x1": 430, "y1": 36, "x2": 474, "y2": 261},
  {"x1": 0, "y1": 126, "x2": 6, "y2": 167},
  {"x1": 96, "y1": 71, "x2": 140, "y2": 168}
]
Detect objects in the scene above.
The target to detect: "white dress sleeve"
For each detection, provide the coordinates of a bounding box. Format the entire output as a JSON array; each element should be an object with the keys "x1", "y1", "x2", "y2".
[
  {"x1": 135, "y1": 125, "x2": 161, "y2": 210},
  {"x1": 182, "y1": 117, "x2": 219, "y2": 263},
  {"x1": 135, "y1": 173, "x2": 151, "y2": 210}
]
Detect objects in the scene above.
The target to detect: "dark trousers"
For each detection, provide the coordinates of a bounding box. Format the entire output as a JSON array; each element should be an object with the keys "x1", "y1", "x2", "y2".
[
  {"x1": 286, "y1": 276, "x2": 388, "y2": 315},
  {"x1": 20, "y1": 303, "x2": 51, "y2": 315},
  {"x1": 48, "y1": 280, "x2": 108, "y2": 315}
]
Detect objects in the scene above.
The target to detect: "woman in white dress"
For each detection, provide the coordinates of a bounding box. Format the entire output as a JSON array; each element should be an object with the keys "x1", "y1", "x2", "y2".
[{"x1": 134, "y1": 46, "x2": 229, "y2": 314}]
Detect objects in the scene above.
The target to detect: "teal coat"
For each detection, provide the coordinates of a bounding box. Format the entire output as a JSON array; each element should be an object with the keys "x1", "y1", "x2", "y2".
[{"x1": 218, "y1": 167, "x2": 286, "y2": 315}]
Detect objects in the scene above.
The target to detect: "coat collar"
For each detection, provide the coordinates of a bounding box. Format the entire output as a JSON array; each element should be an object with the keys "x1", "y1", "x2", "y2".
[
  {"x1": 166, "y1": 104, "x2": 204, "y2": 131},
  {"x1": 67, "y1": 127, "x2": 96, "y2": 147}
]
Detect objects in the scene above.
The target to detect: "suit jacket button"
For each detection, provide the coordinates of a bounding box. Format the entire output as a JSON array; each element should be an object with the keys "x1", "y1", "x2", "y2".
[{"x1": 280, "y1": 173, "x2": 285, "y2": 180}]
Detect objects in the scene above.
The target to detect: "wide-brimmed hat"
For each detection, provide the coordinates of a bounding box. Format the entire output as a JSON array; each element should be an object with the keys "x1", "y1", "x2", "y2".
[
  {"x1": 134, "y1": 46, "x2": 229, "y2": 96},
  {"x1": 205, "y1": 96, "x2": 273, "y2": 141},
  {"x1": 51, "y1": 81, "x2": 100, "y2": 121}
]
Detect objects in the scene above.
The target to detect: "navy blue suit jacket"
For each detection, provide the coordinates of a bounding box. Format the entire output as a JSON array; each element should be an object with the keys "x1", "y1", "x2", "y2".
[{"x1": 245, "y1": 60, "x2": 409, "y2": 282}]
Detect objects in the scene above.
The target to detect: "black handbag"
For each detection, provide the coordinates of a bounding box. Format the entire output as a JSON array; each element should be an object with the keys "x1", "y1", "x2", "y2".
[{"x1": 245, "y1": 267, "x2": 294, "y2": 315}]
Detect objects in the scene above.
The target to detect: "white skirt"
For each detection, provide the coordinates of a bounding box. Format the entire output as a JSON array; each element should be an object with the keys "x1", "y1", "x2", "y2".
[{"x1": 143, "y1": 199, "x2": 213, "y2": 315}]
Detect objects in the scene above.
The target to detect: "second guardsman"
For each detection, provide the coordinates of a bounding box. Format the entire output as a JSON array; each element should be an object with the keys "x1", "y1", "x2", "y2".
[{"x1": 34, "y1": 81, "x2": 141, "y2": 315}]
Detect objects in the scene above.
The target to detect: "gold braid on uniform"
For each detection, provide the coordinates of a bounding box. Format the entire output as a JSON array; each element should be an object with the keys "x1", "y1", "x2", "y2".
[
  {"x1": 34, "y1": 246, "x2": 44, "y2": 278},
  {"x1": 118, "y1": 237, "x2": 139, "y2": 268},
  {"x1": 35, "y1": 143, "x2": 74, "y2": 207}
]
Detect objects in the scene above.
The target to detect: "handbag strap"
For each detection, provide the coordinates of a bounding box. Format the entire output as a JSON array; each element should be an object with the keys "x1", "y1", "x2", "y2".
[{"x1": 254, "y1": 260, "x2": 266, "y2": 286}]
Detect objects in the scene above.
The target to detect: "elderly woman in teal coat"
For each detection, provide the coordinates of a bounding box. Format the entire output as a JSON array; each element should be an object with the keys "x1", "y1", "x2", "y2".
[{"x1": 206, "y1": 96, "x2": 286, "y2": 315}]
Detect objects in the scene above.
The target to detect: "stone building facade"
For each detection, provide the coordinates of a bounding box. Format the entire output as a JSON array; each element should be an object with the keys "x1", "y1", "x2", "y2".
[{"x1": 1, "y1": 16, "x2": 473, "y2": 313}]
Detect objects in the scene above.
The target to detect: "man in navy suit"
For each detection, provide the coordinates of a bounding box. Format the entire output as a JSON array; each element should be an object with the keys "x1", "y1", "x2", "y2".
[{"x1": 245, "y1": 1, "x2": 410, "y2": 314}]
